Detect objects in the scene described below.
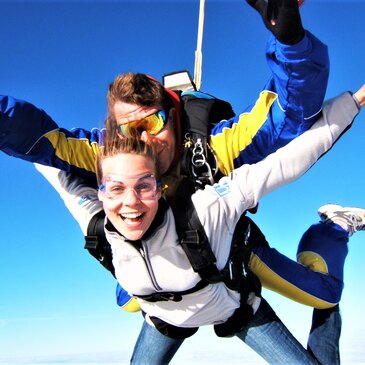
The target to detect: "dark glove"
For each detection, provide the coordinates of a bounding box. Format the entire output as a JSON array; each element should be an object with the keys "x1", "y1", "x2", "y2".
[{"x1": 246, "y1": 0, "x2": 305, "y2": 45}]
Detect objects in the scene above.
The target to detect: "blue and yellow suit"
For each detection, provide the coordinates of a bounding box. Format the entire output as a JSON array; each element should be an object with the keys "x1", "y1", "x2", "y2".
[{"x1": 0, "y1": 31, "x2": 336, "y2": 309}]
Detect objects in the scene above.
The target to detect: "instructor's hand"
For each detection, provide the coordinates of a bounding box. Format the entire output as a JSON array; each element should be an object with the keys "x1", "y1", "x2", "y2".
[
  {"x1": 246, "y1": 0, "x2": 305, "y2": 45},
  {"x1": 353, "y1": 84, "x2": 365, "y2": 108}
]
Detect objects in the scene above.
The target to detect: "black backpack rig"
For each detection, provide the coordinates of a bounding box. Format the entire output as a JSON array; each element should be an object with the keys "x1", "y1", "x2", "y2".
[
  {"x1": 85, "y1": 75, "x2": 264, "y2": 338},
  {"x1": 179, "y1": 89, "x2": 235, "y2": 189}
]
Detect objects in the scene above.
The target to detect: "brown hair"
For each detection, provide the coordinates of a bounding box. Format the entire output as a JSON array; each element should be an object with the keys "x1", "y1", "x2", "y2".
[
  {"x1": 107, "y1": 72, "x2": 172, "y2": 116},
  {"x1": 105, "y1": 72, "x2": 173, "y2": 141},
  {"x1": 96, "y1": 134, "x2": 160, "y2": 186}
]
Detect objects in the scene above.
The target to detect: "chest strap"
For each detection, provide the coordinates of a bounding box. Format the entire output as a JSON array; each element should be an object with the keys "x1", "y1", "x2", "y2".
[{"x1": 135, "y1": 279, "x2": 209, "y2": 302}]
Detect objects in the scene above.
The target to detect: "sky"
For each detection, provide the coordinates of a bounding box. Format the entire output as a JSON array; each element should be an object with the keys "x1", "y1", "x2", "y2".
[{"x1": 0, "y1": 0, "x2": 365, "y2": 364}]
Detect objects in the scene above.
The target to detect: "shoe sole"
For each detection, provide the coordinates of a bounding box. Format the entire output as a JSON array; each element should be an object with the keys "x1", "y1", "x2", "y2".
[{"x1": 318, "y1": 204, "x2": 365, "y2": 222}]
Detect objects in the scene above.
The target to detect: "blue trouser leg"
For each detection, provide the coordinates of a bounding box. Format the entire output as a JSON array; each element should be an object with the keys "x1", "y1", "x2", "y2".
[
  {"x1": 130, "y1": 320, "x2": 184, "y2": 364},
  {"x1": 307, "y1": 305, "x2": 342, "y2": 365},
  {"x1": 236, "y1": 298, "x2": 318, "y2": 364}
]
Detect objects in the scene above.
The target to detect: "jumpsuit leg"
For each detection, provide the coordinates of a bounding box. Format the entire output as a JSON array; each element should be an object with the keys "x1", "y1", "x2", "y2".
[
  {"x1": 249, "y1": 219, "x2": 348, "y2": 308},
  {"x1": 297, "y1": 222, "x2": 347, "y2": 365},
  {"x1": 246, "y1": 218, "x2": 349, "y2": 364}
]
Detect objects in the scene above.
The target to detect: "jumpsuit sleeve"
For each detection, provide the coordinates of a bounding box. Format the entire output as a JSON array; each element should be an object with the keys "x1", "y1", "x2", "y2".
[
  {"x1": 0, "y1": 95, "x2": 104, "y2": 186},
  {"x1": 210, "y1": 30, "x2": 330, "y2": 175},
  {"x1": 34, "y1": 163, "x2": 141, "y2": 312}
]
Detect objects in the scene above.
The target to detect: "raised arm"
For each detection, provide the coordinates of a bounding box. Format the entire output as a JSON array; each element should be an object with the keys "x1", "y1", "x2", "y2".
[
  {"x1": 0, "y1": 95, "x2": 104, "y2": 185},
  {"x1": 250, "y1": 0, "x2": 329, "y2": 121},
  {"x1": 200, "y1": 89, "x2": 362, "y2": 219},
  {"x1": 211, "y1": 1, "x2": 330, "y2": 175},
  {"x1": 242, "y1": 90, "x2": 361, "y2": 207}
]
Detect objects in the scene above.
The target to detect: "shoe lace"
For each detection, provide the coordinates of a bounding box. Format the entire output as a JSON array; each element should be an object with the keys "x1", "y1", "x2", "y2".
[{"x1": 345, "y1": 212, "x2": 364, "y2": 234}]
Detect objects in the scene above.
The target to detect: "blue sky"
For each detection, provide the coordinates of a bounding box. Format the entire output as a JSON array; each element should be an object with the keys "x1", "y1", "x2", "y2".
[{"x1": 0, "y1": 0, "x2": 365, "y2": 364}]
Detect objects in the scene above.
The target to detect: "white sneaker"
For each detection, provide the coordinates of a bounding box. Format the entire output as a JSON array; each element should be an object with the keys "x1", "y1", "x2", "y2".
[{"x1": 318, "y1": 204, "x2": 365, "y2": 236}]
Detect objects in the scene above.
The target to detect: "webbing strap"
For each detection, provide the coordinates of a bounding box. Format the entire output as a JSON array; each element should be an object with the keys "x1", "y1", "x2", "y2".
[
  {"x1": 135, "y1": 280, "x2": 209, "y2": 302},
  {"x1": 169, "y1": 177, "x2": 221, "y2": 282},
  {"x1": 84, "y1": 210, "x2": 115, "y2": 277}
]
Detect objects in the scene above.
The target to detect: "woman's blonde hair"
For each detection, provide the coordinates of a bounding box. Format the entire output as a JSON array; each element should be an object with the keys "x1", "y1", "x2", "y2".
[{"x1": 96, "y1": 134, "x2": 160, "y2": 186}]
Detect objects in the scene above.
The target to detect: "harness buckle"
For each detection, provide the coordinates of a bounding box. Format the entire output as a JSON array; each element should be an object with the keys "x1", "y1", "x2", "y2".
[{"x1": 191, "y1": 138, "x2": 215, "y2": 185}]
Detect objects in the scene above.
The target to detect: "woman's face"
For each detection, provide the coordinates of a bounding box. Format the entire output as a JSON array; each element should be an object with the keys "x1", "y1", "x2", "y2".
[{"x1": 98, "y1": 153, "x2": 161, "y2": 241}]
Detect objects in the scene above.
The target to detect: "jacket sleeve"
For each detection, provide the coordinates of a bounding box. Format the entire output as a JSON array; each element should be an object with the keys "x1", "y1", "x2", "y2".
[
  {"x1": 234, "y1": 92, "x2": 359, "y2": 214},
  {"x1": 210, "y1": 30, "x2": 330, "y2": 175},
  {"x1": 34, "y1": 163, "x2": 103, "y2": 235},
  {"x1": 196, "y1": 92, "x2": 360, "y2": 224},
  {"x1": 35, "y1": 163, "x2": 141, "y2": 312},
  {"x1": 0, "y1": 95, "x2": 104, "y2": 186}
]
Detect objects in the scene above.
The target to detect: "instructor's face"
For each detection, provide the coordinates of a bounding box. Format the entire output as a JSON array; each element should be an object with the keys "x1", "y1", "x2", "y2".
[{"x1": 113, "y1": 101, "x2": 176, "y2": 174}]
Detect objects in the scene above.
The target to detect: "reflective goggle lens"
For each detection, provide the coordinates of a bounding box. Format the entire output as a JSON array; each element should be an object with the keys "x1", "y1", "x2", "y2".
[
  {"x1": 117, "y1": 110, "x2": 167, "y2": 138},
  {"x1": 99, "y1": 174, "x2": 159, "y2": 201}
]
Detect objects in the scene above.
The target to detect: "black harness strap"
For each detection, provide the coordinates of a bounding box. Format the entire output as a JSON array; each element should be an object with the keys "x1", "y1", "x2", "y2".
[
  {"x1": 149, "y1": 316, "x2": 199, "y2": 340},
  {"x1": 135, "y1": 280, "x2": 209, "y2": 303},
  {"x1": 168, "y1": 177, "x2": 223, "y2": 283},
  {"x1": 84, "y1": 210, "x2": 115, "y2": 277}
]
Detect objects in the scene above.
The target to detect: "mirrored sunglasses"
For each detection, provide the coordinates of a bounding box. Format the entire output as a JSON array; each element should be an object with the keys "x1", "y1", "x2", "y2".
[
  {"x1": 117, "y1": 109, "x2": 168, "y2": 138},
  {"x1": 99, "y1": 173, "x2": 159, "y2": 201}
]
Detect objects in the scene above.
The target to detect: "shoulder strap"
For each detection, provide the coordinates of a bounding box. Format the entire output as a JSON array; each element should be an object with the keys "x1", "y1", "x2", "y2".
[
  {"x1": 169, "y1": 177, "x2": 222, "y2": 283},
  {"x1": 84, "y1": 210, "x2": 115, "y2": 277}
]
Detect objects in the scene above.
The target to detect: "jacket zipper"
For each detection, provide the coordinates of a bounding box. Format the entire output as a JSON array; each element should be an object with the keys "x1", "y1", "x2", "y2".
[{"x1": 138, "y1": 241, "x2": 163, "y2": 291}]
